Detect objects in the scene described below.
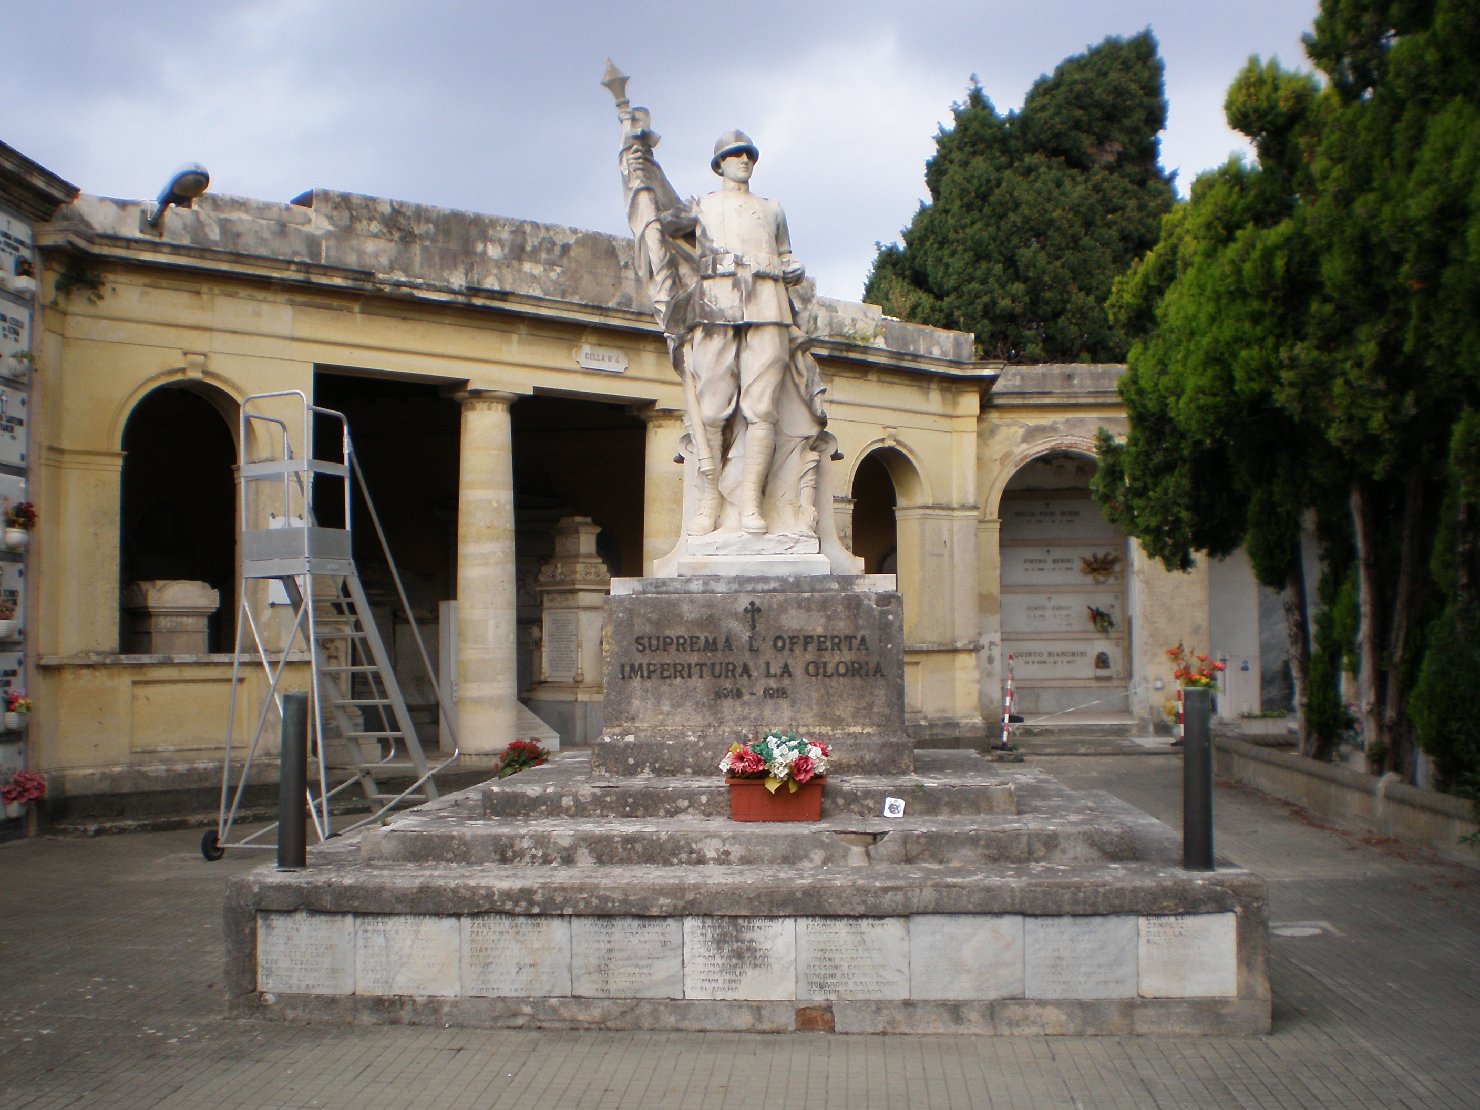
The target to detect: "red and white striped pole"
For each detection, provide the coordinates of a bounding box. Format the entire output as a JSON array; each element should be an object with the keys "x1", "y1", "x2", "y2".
[
  {"x1": 1000, "y1": 654, "x2": 1016, "y2": 750},
  {"x1": 1174, "y1": 684, "x2": 1185, "y2": 747}
]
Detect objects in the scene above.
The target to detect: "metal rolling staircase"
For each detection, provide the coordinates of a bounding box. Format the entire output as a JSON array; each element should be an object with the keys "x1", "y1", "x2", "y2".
[
  {"x1": 289, "y1": 571, "x2": 433, "y2": 809},
  {"x1": 205, "y1": 390, "x2": 457, "y2": 859}
]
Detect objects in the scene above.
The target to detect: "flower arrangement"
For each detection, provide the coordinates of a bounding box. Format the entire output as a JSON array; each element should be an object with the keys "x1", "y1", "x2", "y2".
[
  {"x1": 5, "y1": 690, "x2": 30, "y2": 714},
  {"x1": 2, "y1": 770, "x2": 46, "y2": 805},
  {"x1": 494, "y1": 738, "x2": 549, "y2": 778},
  {"x1": 1166, "y1": 642, "x2": 1225, "y2": 689},
  {"x1": 5, "y1": 501, "x2": 35, "y2": 531},
  {"x1": 721, "y1": 730, "x2": 831, "y2": 794}
]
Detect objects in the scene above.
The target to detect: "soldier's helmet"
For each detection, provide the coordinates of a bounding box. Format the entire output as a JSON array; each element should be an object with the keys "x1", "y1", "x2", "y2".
[{"x1": 711, "y1": 130, "x2": 760, "y2": 173}]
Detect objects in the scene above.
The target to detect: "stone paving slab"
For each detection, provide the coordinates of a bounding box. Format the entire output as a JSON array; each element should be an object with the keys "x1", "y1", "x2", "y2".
[{"x1": 2, "y1": 753, "x2": 1478, "y2": 1106}]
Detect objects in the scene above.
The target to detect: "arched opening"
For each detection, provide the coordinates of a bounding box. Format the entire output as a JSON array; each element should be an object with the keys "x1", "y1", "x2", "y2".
[
  {"x1": 119, "y1": 385, "x2": 237, "y2": 653},
  {"x1": 850, "y1": 451, "x2": 898, "y2": 573},
  {"x1": 998, "y1": 451, "x2": 1128, "y2": 718}
]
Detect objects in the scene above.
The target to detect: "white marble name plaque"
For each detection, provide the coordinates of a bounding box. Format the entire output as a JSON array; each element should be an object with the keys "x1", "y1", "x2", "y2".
[
  {"x1": 1024, "y1": 916, "x2": 1138, "y2": 999},
  {"x1": 1005, "y1": 639, "x2": 1124, "y2": 680},
  {"x1": 574, "y1": 343, "x2": 630, "y2": 373},
  {"x1": 796, "y1": 917, "x2": 909, "y2": 1000},
  {"x1": 542, "y1": 609, "x2": 580, "y2": 681},
  {"x1": 571, "y1": 916, "x2": 683, "y2": 998},
  {"x1": 462, "y1": 915, "x2": 572, "y2": 997},
  {"x1": 1001, "y1": 593, "x2": 1123, "y2": 636},
  {"x1": 1002, "y1": 498, "x2": 1115, "y2": 542},
  {"x1": 0, "y1": 305, "x2": 26, "y2": 350},
  {"x1": 355, "y1": 915, "x2": 460, "y2": 997},
  {"x1": 0, "y1": 651, "x2": 21, "y2": 695},
  {"x1": 683, "y1": 916, "x2": 795, "y2": 1000},
  {"x1": 0, "y1": 216, "x2": 34, "y2": 284},
  {"x1": 910, "y1": 915, "x2": 1025, "y2": 1000},
  {"x1": 1138, "y1": 913, "x2": 1237, "y2": 998},
  {"x1": 0, "y1": 390, "x2": 25, "y2": 468},
  {"x1": 257, "y1": 912, "x2": 354, "y2": 995},
  {"x1": 1001, "y1": 545, "x2": 1125, "y2": 588}
]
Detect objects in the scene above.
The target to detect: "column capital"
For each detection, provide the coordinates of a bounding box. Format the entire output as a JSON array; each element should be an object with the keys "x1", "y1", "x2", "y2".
[
  {"x1": 453, "y1": 389, "x2": 519, "y2": 412},
  {"x1": 629, "y1": 402, "x2": 685, "y2": 426}
]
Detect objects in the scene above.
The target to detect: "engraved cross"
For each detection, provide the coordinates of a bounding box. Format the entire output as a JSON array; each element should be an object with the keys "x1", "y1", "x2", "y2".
[{"x1": 743, "y1": 601, "x2": 762, "y2": 631}]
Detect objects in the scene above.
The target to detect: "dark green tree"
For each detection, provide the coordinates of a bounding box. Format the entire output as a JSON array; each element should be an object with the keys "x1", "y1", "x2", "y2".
[
  {"x1": 1097, "y1": 0, "x2": 1480, "y2": 781},
  {"x1": 865, "y1": 32, "x2": 1175, "y2": 362}
]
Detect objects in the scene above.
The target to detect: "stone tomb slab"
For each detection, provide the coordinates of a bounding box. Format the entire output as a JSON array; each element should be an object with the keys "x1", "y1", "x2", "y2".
[
  {"x1": 683, "y1": 916, "x2": 795, "y2": 1000},
  {"x1": 1139, "y1": 913, "x2": 1238, "y2": 998},
  {"x1": 597, "y1": 575, "x2": 910, "y2": 776},
  {"x1": 355, "y1": 914, "x2": 460, "y2": 997},
  {"x1": 1023, "y1": 915, "x2": 1139, "y2": 999},
  {"x1": 910, "y1": 914, "x2": 1025, "y2": 1000},
  {"x1": 797, "y1": 917, "x2": 910, "y2": 1000},
  {"x1": 462, "y1": 914, "x2": 573, "y2": 998},
  {"x1": 571, "y1": 916, "x2": 684, "y2": 998},
  {"x1": 257, "y1": 911, "x2": 354, "y2": 995}
]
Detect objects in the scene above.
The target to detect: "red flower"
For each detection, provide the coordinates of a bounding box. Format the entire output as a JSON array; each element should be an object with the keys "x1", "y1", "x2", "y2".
[
  {"x1": 792, "y1": 755, "x2": 816, "y2": 783},
  {"x1": 736, "y1": 749, "x2": 766, "y2": 775}
]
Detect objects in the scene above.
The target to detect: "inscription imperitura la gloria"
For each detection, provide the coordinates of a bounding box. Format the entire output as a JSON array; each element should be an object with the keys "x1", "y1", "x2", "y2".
[{"x1": 618, "y1": 628, "x2": 884, "y2": 699}]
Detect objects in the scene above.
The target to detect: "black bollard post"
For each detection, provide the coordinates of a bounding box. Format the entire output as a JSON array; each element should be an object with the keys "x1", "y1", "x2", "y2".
[
  {"x1": 278, "y1": 691, "x2": 309, "y2": 871},
  {"x1": 1182, "y1": 686, "x2": 1214, "y2": 871}
]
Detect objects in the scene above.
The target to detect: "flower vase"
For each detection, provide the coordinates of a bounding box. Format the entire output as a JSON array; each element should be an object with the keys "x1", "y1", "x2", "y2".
[
  {"x1": 3, "y1": 801, "x2": 22, "y2": 820},
  {"x1": 726, "y1": 777, "x2": 825, "y2": 822},
  {"x1": 3, "y1": 527, "x2": 28, "y2": 552},
  {"x1": 3, "y1": 712, "x2": 19, "y2": 730}
]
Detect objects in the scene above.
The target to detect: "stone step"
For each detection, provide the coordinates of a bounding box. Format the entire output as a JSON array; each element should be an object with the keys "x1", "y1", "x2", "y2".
[
  {"x1": 251, "y1": 846, "x2": 1263, "y2": 920},
  {"x1": 479, "y1": 749, "x2": 1020, "y2": 820},
  {"x1": 228, "y1": 753, "x2": 1272, "y2": 1036},
  {"x1": 358, "y1": 810, "x2": 1140, "y2": 868}
]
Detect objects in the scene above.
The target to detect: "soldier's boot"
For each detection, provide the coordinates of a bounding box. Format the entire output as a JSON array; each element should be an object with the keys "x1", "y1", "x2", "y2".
[
  {"x1": 739, "y1": 422, "x2": 775, "y2": 535},
  {"x1": 687, "y1": 469, "x2": 723, "y2": 536}
]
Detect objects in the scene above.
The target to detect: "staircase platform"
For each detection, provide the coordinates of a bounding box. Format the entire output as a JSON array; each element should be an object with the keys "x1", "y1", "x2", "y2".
[{"x1": 224, "y1": 750, "x2": 1269, "y2": 1035}]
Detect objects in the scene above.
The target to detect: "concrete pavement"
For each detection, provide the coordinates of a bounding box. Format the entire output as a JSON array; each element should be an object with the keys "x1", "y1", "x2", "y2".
[{"x1": 2, "y1": 748, "x2": 1477, "y2": 1108}]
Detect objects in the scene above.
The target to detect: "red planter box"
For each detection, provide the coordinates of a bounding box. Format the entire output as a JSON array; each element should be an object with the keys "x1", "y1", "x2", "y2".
[{"x1": 726, "y1": 777, "x2": 825, "y2": 822}]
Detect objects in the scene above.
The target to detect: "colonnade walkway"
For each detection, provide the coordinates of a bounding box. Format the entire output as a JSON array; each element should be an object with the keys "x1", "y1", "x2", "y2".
[{"x1": 1, "y1": 749, "x2": 1476, "y2": 1108}]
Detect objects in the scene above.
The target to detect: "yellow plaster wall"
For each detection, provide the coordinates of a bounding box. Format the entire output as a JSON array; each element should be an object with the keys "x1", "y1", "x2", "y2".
[{"x1": 29, "y1": 250, "x2": 999, "y2": 784}]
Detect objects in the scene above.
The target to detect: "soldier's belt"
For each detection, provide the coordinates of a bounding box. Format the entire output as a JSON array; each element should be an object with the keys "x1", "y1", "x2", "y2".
[{"x1": 699, "y1": 252, "x2": 781, "y2": 279}]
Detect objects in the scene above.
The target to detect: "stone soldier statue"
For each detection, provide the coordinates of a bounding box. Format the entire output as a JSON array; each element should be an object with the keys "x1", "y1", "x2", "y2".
[
  {"x1": 605, "y1": 64, "x2": 830, "y2": 544},
  {"x1": 655, "y1": 129, "x2": 804, "y2": 535}
]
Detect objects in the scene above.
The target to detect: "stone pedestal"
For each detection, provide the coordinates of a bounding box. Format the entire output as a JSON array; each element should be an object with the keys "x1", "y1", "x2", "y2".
[
  {"x1": 121, "y1": 579, "x2": 219, "y2": 654},
  {"x1": 526, "y1": 516, "x2": 610, "y2": 747},
  {"x1": 224, "y1": 749, "x2": 1272, "y2": 1035},
  {"x1": 594, "y1": 575, "x2": 912, "y2": 776}
]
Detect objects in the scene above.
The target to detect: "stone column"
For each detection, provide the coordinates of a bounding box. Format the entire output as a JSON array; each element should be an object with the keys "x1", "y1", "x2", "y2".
[
  {"x1": 638, "y1": 405, "x2": 684, "y2": 576},
  {"x1": 455, "y1": 391, "x2": 518, "y2": 754},
  {"x1": 832, "y1": 495, "x2": 856, "y2": 555}
]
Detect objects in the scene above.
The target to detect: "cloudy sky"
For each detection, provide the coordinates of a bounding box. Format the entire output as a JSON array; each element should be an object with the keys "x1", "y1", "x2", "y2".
[{"x1": 5, "y1": 0, "x2": 1319, "y2": 300}]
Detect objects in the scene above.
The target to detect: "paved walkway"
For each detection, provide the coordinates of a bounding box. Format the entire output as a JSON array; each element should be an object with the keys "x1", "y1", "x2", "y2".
[{"x1": 2, "y1": 750, "x2": 1477, "y2": 1109}]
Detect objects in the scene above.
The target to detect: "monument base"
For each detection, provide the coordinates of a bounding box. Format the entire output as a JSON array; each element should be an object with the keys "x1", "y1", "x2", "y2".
[
  {"x1": 223, "y1": 751, "x2": 1271, "y2": 1035},
  {"x1": 594, "y1": 575, "x2": 910, "y2": 777}
]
